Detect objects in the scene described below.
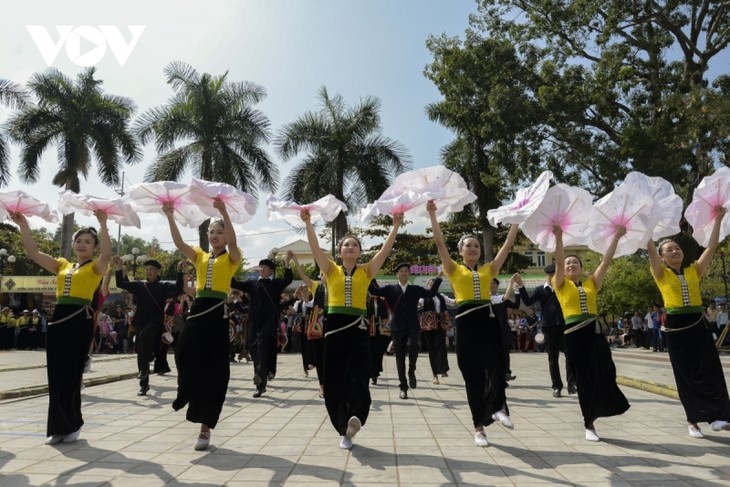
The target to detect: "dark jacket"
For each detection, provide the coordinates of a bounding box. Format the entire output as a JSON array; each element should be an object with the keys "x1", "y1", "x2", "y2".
[
  {"x1": 518, "y1": 283, "x2": 565, "y2": 328},
  {"x1": 368, "y1": 278, "x2": 442, "y2": 333},
  {"x1": 231, "y1": 268, "x2": 293, "y2": 338},
  {"x1": 115, "y1": 270, "x2": 184, "y2": 328}
]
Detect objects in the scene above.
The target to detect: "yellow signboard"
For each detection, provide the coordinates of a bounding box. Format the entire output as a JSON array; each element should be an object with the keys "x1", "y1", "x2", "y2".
[{"x1": 0, "y1": 275, "x2": 123, "y2": 293}]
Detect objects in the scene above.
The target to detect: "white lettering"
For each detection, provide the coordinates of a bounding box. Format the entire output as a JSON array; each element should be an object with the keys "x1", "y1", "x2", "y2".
[{"x1": 26, "y1": 25, "x2": 145, "y2": 67}]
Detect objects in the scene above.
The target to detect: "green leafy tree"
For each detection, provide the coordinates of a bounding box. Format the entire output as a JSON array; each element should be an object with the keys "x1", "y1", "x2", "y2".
[
  {"x1": 470, "y1": 0, "x2": 730, "y2": 198},
  {"x1": 1, "y1": 223, "x2": 60, "y2": 276},
  {"x1": 8, "y1": 68, "x2": 140, "y2": 258},
  {"x1": 598, "y1": 254, "x2": 662, "y2": 316},
  {"x1": 0, "y1": 79, "x2": 29, "y2": 186},
  {"x1": 275, "y1": 86, "x2": 411, "y2": 254},
  {"x1": 425, "y1": 34, "x2": 545, "y2": 260},
  {"x1": 135, "y1": 61, "x2": 277, "y2": 251}
]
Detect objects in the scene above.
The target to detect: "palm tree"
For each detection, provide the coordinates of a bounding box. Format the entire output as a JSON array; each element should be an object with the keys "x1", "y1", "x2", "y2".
[
  {"x1": 0, "y1": 79, "x2": 30, "y2": 187},
  {"x1": 275, "y1": 86, "x2": 411, "y2": 253},
  {"x1": 8, "y1": 68, "x2": 140, "y2": 258},
  {"x1": 135, "y1": 61, "x2": 277, "y2": 250}
]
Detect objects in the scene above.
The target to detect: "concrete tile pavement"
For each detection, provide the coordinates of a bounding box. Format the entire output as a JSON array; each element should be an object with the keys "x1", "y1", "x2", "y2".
[{"x1": 0, "y1": 347, "x2": 729, "y2": 486}]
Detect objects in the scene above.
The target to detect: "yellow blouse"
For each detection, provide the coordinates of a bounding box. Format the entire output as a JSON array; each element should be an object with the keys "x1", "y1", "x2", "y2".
[
  {"x1": 193, "y1": 247, "x2": 239, "y2": 299},
  {"x1": 653, "y1": 262, "x2": 703, "y2": 312},
  {"x1": 446, "y1": 258, "x2": 493, "y2": 305},
  {"x1": 324, "y1": 259, "x2": 371, "y2": 315},
  {"x1": 553, "y1": 275, "x2": 598, "y2": 324},
  {"x1": 55, "y1": 258, "x2": 103, "y2": 303}
]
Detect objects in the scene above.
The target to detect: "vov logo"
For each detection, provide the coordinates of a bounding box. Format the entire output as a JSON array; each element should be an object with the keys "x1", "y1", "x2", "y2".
[{"x1": 26, "y1": 25, "x2": 146, "y2": 67}]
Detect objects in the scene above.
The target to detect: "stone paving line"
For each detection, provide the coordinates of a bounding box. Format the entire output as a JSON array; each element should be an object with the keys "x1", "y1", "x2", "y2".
[{"x1": 0, "y1": 348, "x2": 729, "y2": 486}]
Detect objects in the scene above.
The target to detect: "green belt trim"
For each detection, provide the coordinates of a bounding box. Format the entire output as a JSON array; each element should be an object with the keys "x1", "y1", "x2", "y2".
[
  {"x1": 666, "y1": 306, "x2": 704, "y2": 315},
  {"x1": 565, "y1": 313, "x2": 595, "y2": 325},
  {"x1": 56, "y1": 297, "x2": 92, "y2": 306},
  {"x1": 457, "y1": 299, "x2": 491, "y2": 307},
  {"x1": 327, "y1": 306, "x2": 366, "y2": 316},
  {"x1": 195, "y1": 290, "x2": 228, "y2": 300}
]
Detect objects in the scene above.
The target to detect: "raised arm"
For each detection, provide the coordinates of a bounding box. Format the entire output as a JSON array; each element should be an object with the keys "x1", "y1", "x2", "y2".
[
  {"x1": 163, "y1": 203, "x2": 196, "y2": 262},
  {"x1": 214, "y1": 198, "x2": 241, "y2": 264},
  {"x1": 427, "y1": 201, "x2": 456, "y2": 275},
  {"x1": 490, "y1": 224, "x2": 519, "y2": 275},
  {"x1": 93, "y1": 210, "x2": 112, "y2": 275},
  {"x1": 646, "y1": 240, "x2": 665, "y2": 281},
  {"x1": 365, "y1": 213, "x2": 403, "y2": 276},
  {"x1": 593, "y1": 225, "x2": 626, "y2": 290},
  {"x1": 553, "y1": 225, "x2": 565, "y2": 290},
  {"x1": 300, "y1": 210, "x2": 332, "y2": 276},
  {"x1": 696, "y1": 206, "x2": 727, "y2": 276},
  {"x1": 10, "y1": 212, "x2": 59, "y2": 274},
  {"x1": 100, "y1": 262, "x2": 114, "y2": 297},
  {"x1": 290, "y1": 252, "x2": 314, "y2": 289}
]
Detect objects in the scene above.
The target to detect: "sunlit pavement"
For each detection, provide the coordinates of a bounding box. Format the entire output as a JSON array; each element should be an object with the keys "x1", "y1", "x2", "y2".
[{"x1": 1, "y1": 347, "x2": 729, "y2": 486}]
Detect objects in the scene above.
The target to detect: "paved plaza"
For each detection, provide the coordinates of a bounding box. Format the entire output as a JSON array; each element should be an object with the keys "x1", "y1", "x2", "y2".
[{"x1": 1, "y1": 347, "x2": 729, "y2": 486}]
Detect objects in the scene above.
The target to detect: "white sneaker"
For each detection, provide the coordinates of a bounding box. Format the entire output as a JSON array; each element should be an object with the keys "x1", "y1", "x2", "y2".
[
  {"x1": 62, "y1": 429, "x2": 80, "y2": 443},
  {"x1": 585, "y1": 428, "x2": 600, "y2": 442},
  {"x1": 688, "y1": 425, "x2": 704, "y2": 438},
  {"x1": 45, "y1": 435, "x2": 64, "y2": 445},
  {"x1": 339, "y1": 436, "x2": 353, "y2": 450},
  {"x1": 474, "y1": 431, "x2": 488, "y2": 447},
  {"x1": 491, "y1": 411, "x2": 514, "y2": 430},
  {"x1": 194, "y1": 431, "x2": 210, "y2": 451},
  {"x1": 710, "y1": 420, "x2": 730, "y2": 431},
  {"x1": 345, "y1": 416, "x2": 361, "y2": 438}
]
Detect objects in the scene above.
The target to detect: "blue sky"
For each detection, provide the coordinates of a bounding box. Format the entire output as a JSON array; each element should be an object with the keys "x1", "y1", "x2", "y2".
[
  {"x1": 1, "y1": 0, "x2": 476, "y2": 262},
  {"x1": 2, "y1": 1, "x2": 728, "y2": 263}
]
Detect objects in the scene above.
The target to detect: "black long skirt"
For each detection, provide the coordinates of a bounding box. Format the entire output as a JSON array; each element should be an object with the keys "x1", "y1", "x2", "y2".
[
  {"x1": 46, "y1": 304, "x2": 94, "y2": 436},
  {"x1": 323, "y1": 314, "x2": 371, "y2": 435},
  {"x1": 424, "y1": 327, "x2": 449, "y2": 375},
  {"x1": 564, "y1": 319, "x2": 629, "y2": 428},
  {"x1": 455, "y1": 304, "x2": 508, "y2": 428},
  {"x1": 172, "y1": 298, "x2": 230, "y2": 429},
  {"x1": 665, "y1": 313, "x2": 730, "y2": 424}
]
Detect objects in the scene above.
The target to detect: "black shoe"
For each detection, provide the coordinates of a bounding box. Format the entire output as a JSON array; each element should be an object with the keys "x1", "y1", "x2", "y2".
[
  {"x1": 137, "y1": 385, "x2": 149, "y2": 396},
  {"x1": 399, "y1": 390, "x2": 407, "y2": 400},
  {"x1": 567, "y1": 384, "x2": 577, "y2": 394},
  {"x1": 408, "y1": 373, "x2": 417, "y2": 389},
  {"x1": 371, "y1": 377, "x2": 377, "y2": 385},
  {"x1": 267, "y1": 372, "x2": 275, "y2": 381},
  {"x1": 506, "y1": 373, "x2": 516, "y2": 381},
  {"x1": 253, "y1": 388, "x2": 265, "y2": 398},
  {"x1": 552, "y1": 389, "x2": 561, "y2": 398}
]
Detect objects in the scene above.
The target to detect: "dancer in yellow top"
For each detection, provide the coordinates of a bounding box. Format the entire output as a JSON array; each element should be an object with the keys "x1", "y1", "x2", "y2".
[
  {"x1": 12, "y1": 210, "x2": 111, "y2": 445},
  {"x1": 300, "y1": 209, "x2": 402, "y2": 450},
  {"x1": 428, "y1": 200, "x2": 519, "y2": 447},
  {"x1": 552, "y1": 224, "x2": 629, "y2": 442},
  {"x1": 164, "y1": 199, "x2": 241, "y2": 450},
  {"x1": 647, "y1": 206, "x2": 730, "y2": 438}
]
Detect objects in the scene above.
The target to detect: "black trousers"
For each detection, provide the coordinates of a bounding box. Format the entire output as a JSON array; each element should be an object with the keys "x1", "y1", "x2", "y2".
[
  {"x1": 173, "y1": 298, "x2": 229, "y2": 429},
  {"x1": 392, "y1": 328, "x2": 420, "y2": 391},
  {"x1": 543, "y1": 326, "x2": 575, "y2": 391},
  {"x1": 250, "y1": 333, "x2": 277, "y2": 390},
  {"x1": 323, "y1": 314, "x2": 371, "y2": 435},
  {"x1": 136, "y1": 320, "x2": 163, "y2": 386},
  {"x1": 46, "y1": 304, "x2": 94, "y2": 437},
  {"x1": 456, "y1": 305, "x2": 508, "y2": 428}
]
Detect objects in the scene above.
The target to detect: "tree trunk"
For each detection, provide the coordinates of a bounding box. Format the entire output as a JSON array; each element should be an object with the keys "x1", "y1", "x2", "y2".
[
  {"x1": 60, "y1": 213, "x2": 75, "y2": 260},
  {"x1": 198, "y1": 220, "x2": 210, "y2": 252}
]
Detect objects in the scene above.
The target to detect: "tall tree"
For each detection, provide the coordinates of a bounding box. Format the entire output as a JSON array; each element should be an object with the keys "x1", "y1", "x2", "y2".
[
  {"x1": 275, "y1": 86, "x2": 411, "y2": 254},
  {"x1": 8, "y1": 68, "x2": 140, "y2": 258},
  {"x1": 135, "y1": 61, "x2": 277, "y2": 250},
  {"x1": 425, "y1": 35, "x2": 544, "y2": 260},
  {"x1": 470, "y1": 0, "x2": 730, "y2": 198},
  {"x1": 0, "y1": 79, "x2": 29, "y2": 187}
]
